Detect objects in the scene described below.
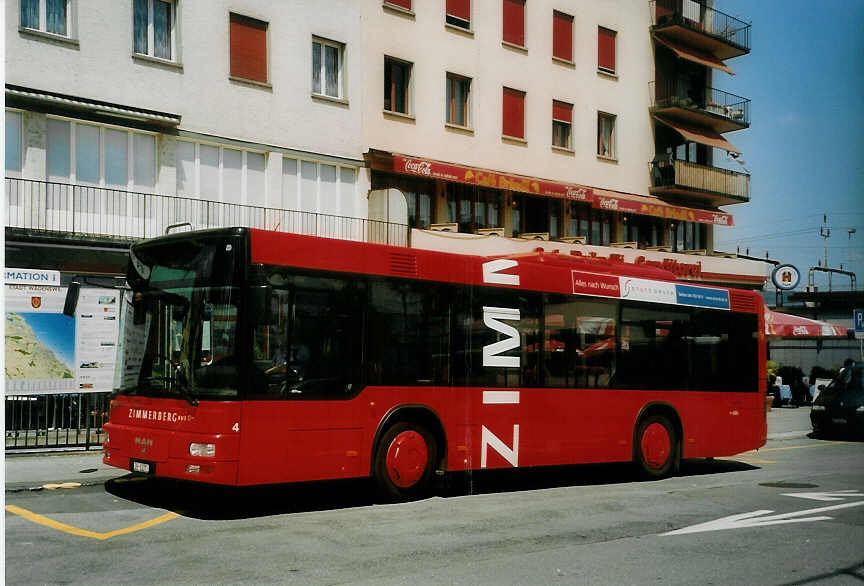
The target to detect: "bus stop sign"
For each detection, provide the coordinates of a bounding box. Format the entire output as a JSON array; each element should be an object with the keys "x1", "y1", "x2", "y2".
[{"x1": 854, "y1": 309, "x2": 864, "y2": 340}]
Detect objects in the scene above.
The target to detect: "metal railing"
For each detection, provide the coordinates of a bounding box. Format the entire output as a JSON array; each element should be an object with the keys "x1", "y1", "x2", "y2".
[
  {"x1": 5, "y1": 393, "x2": 111, "y2": 451},
  {"x1": 650, "y1": 80, "x2": 750, "y2": 127},
  {"x1": 650, "y1": 158, "x2": 750, "y2": 200},
  {"x1": 650, "y1": 0, "x2": 751, "y2": 53},
  {"x1": 5, "y1": 178, "x2": 409, "y2": 247}
]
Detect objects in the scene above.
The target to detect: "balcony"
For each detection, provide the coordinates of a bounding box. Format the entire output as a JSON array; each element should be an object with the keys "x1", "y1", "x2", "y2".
[
  {"x1": 5, "y1": 178, "x2": 408, "y2": 247},
  {"x1": 649, "y1": 157, "x2": 750, "y2": 207},
  {"x1": 650, "y1": 0, "x2": 751, "y2": 60},
  {"x1": 651, "y1": 79, "x2": 750, "y2": 133}
]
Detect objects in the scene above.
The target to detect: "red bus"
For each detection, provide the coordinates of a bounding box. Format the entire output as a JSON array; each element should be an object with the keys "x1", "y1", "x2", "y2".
[{"x1": 103, "y1": 227, "x2": 767, "y2": 500}]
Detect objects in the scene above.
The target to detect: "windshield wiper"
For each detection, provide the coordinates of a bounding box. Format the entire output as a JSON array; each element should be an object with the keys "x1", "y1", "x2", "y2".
[{"x1": 173, "y1": 364, "x2": 199, "y2": 407}]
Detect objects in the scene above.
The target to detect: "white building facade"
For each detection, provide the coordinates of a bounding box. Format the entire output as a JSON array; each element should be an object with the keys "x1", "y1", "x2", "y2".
[{"x1": 5, "y1": 0, "x2": 764, "y2": 287}]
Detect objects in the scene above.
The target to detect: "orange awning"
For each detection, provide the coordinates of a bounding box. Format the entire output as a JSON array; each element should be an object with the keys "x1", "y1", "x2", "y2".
[
  {"x1": 654, "y1": 116, "x2": 741, "y2": 154},
  {"x1": 653, "y1": 35, "x2": 735, "y2": 75}
]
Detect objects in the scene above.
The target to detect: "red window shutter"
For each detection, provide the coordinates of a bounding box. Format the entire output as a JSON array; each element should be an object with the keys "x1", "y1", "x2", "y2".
[
  {"x1": 230, "y1": 14, "x2": 268, "y2": 83},
  {"x1": 502, "y1": 87, "x2": 525, "y2": 139},
  {"x1": 502, "y1": 0, "x2": 525, "y2": 46},
  {"x1": 598, "y1": 27, "x2": 616, "y2": 72},
  {"x1": 553, "y1": 11, "x2": 573, "y2": 61},
  {"x1": 447, "y1": 0, "x2": 470, "y2": 21},
  {"x1": 553, "y1": 100, "x2": 572, "y2": 123},
  {"x1": 386, "y1": 0, "x2": 412, "y2": 10}
]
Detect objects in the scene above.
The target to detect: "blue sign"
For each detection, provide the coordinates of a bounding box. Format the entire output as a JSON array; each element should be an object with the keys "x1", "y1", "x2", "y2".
[
  {"x1": 772, "y1": 264, "x2": 800, "y2": 290},
  {"x1": 854, "y1": 308, "x2": 864, "y2": 340},
  {"x1": 675, "y1": 285, "x2": 730, "y2": 310}
]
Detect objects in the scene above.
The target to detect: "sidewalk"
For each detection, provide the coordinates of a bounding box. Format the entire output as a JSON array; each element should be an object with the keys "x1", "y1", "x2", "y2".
[{"x1": 4, "y1": 407, "x2": 814, "y2": 493}]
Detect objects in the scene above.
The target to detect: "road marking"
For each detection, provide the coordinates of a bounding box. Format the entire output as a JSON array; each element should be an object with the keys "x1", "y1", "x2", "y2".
[
  {"x1": 738, "y1": 441, "x2": 850, "y2": 458},
  {"x1": 4, "y1": 505, "x2": 178, "y2": 540},
  {"x1": 782, "y1": 490, "x2": 864, "y2": 502},
  {"x1": 663, "y1": 501, "x2": 864, "y2": 536},
  {"x1": 734, "y1": 457, "x2": 776, "y2": 464}
]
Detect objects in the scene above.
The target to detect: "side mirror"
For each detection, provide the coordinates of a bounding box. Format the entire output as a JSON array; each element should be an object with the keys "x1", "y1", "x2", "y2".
[
  {"x1": 247, "y1": 284, "x2": 273, "y2": 325},
  {"x1": 63, "y1": 279, "x2": 81, "y2": 317}
]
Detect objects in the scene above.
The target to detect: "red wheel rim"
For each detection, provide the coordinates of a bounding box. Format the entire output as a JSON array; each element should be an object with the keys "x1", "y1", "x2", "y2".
[
  {"x1": 386, "y1": 431, "x2": 428, "y2": 488},
  {"x1": 641, "y1": 422, "x2": 671, "y2": 470}
]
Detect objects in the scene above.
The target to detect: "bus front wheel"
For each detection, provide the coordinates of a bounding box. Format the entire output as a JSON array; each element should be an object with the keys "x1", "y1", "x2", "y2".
[
  {"x1": 634, "y1": 414, "x2": 679, "y2": 479},
  {"x1": 374, "y1": 422, "x2": 437, "y2": 501}
]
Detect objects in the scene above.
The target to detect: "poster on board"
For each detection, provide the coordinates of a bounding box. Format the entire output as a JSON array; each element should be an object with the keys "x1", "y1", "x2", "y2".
[{"x1": 4, "y1": 268, "x2": 120, "y2": 395}]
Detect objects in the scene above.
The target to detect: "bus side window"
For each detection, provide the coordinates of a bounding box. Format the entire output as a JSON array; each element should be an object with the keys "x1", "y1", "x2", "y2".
[{"x1": 251, "y1": 289, "x2": 292, "y2": 397}]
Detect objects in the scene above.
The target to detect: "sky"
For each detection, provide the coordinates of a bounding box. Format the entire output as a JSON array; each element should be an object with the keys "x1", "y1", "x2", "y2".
[
  {"x1": 19, "y1": 313, "x2": 76, "y2": 370},
  {"x1": 711, "y1": 0, "x2": 864, "y2": 292}
]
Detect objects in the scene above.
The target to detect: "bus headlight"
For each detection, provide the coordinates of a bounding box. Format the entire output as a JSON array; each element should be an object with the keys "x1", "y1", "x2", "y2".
[
  {"x1": 189, "y1": 443, "x2": 215, "y2": 457},
  {"x1": 812, "y1": 405, "x2": 826, "y2": 412}
]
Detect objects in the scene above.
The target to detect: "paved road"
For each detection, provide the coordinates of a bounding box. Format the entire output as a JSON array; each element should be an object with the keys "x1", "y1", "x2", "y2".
[{"x1": 5, "y1": 416, "x2": 863, "y2": 585}]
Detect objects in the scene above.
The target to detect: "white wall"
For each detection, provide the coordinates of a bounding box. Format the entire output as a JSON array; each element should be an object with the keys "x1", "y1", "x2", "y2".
[{"x1": 361, "y1": 0, "x2": 656, "y2": 195}]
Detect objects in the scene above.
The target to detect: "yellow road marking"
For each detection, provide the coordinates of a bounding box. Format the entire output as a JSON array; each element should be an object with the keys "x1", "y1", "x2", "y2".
[
  {"x1": 750, "y1": 441, "x2": 850, "y2": 454},
  {"x1": 735, "y1": 458, "x2": 776, "y2": 464},
  {"x1": 5, "y1": 505, "x2": 178, "y2": 540}
]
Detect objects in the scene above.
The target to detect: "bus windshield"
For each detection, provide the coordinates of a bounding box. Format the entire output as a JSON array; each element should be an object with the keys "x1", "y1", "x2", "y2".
[{"x1": 119, "y1": 234, "x2": 242, "y2": 401}]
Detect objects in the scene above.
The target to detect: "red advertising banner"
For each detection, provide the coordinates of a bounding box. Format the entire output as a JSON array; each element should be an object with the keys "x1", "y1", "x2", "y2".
[
  {"x1": 393, "y1": 156, "x2": 592, "y2": 202},
  {"x1": 391, "y1": 154, "x2": 732, "y2": 225}
]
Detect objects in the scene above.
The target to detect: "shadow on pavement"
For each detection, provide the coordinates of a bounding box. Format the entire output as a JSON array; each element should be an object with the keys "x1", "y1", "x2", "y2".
[{"x1": 105, "y1": 458, "x2": 758, "y2": 521}]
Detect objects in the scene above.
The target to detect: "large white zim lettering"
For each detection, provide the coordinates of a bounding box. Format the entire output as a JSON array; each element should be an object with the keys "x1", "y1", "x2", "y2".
[
  {"x1": 481, "y1": 425, "x2": 519, "y2": 468},
  {"x1": 482, "y1": 259, "x2": 520, "y2": 286},
  {"x1": 482, "y1": 307, "x2": 521, "y2": 368}
]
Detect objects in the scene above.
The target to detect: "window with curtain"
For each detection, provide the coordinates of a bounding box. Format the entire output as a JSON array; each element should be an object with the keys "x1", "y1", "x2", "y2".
[
  {"x1": 175, "y1": 140, "x2": 267, "y2": 205},
  {"x1": 45, "y1": 119, "x2": 156, "y2": 191},
  {"x1": 552, "y1": 100, "x2": 572, "y2": 149},
  {"x1": 21, "y1": 0, "x2": 68, "y2": 36},
  {"x1": 134, "y1": 0, "x2": 175, "y2": 61},
  {"x1": 597, "y1": 112, "x2": 616, "y2": 158},
  {"x1": 446, "y1": 73, "x2": 471, "y2": 127},
  {"x1": 384, "y1": 56, "x2": 412, "y2": 114},
  {"x1": 312, "y1": 37, "x2": 344, "y2": 99},
  {"x1": 282, "y1": 156, "x2": 359, "y2": 216},
  {"x1": 5, "y1": 111, "x2": 22, "y2": 173}
]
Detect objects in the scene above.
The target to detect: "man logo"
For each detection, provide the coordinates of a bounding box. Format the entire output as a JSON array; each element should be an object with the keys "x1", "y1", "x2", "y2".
[{"x1": 31, "y1": 297, "x2": 42, "y2": 309}]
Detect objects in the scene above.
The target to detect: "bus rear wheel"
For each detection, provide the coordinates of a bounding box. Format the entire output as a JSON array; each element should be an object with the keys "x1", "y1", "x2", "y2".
[
  {"x1": 634, "y1": 414, "x2": 679, "y2": 479},
  {"x1": 374, "y1": 422, "x2": 437, "y2": 501}
]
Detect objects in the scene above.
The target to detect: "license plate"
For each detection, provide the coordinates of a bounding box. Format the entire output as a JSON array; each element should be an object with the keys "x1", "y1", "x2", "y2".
[{"x1": 131, "y1": 460, "x2": 153, "y2": 474}]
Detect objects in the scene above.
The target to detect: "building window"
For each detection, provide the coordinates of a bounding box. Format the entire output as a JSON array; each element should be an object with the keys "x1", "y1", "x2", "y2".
[
  {"x1": 384, "y1": 0, "x2": 412, "y2": 10},
  {"x1": 133, "y1": 0, "x2": 174, "y2": 60},
  {"x1": 446, "y1": 0, "x2": 470, "y2": 30},
  {"x1": 447, "y1": 185, "x2": 502, "y2": 232},
  {"x1": 597, "y1": 112, "x2": 616, "y2": 159},
  {"x1": 5, "y1": 111, "x2": 22, "y2": 174},
  {"x1": 46, "y1": 118, "x2": 156, "y2": 191},
  {"x1": 229, "y1": 13, "x2": 268, "y2": 84},
  {"x1": 21, "y1": 0, "x2": 69, "y2": 36},
  {"x1": 552, "y1": 11, "x2": 573, "y2": 62},
  {"x1": 371, "y1": 172, "x2": 434, "y2": 229},
  {"x1": 446, "y1": 73, "x2": 471, "y2": 127},
  {"x1": 312, "y1": 37, "x2": 344, "y2": 99},
  {"x1": 568, "y1": 202, "x2": 611, "y2": 245},
  {"x1": 281, "y1": 157, "x2": 357, "y2": 217},
  {"x1": 598, "y1": 26, "x2": 617, "y2": 74},
  {"x1": 177, "y1": 141, "x2": 267, "y2": 207},
  {"x1": 671, "y1": 221, "x2": 704, "y2": 252},
  {"x1": 502, "y1": 0, "x2": 525, "y2": 47},
  {"x1": 384, "y1": 56, "x2": 412, "y2": 115},
  {"x1": 502, "y1": 87, "x2": 525, "y2": 140},
  {"x1": 552, "y1": 100, "x2": 572, "y2": 149}
]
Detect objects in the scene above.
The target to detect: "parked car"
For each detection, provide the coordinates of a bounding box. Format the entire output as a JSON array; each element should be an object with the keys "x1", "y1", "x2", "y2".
[{"x1": 810, "y1": 362, "x2": 864, "y2": 438}]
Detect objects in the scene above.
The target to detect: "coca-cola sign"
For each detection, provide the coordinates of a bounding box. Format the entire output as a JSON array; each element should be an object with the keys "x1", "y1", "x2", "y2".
[{"x1": 403, "y1": 159, "x2": 432, "y2": 175}]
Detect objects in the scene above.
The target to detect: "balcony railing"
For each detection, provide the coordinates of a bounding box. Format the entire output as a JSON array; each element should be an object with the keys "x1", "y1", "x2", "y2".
[
  {"x1": 651, "y1": 79, "x2": 750, "y2": 132},
  {"x1": 650, "y1": 157, "x2": 750, "y2": 205},
  {"x1": 650, "y1": 0, "x2": 751, "y2": 58},
  {"x1": 5, "y1": 178, "x2": 409, "y2": 247}
]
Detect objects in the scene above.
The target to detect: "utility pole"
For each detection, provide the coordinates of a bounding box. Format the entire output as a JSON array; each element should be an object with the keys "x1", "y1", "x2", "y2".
[{"x1": 820, "y1": 214, "x2": 832, "y2": 291}]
